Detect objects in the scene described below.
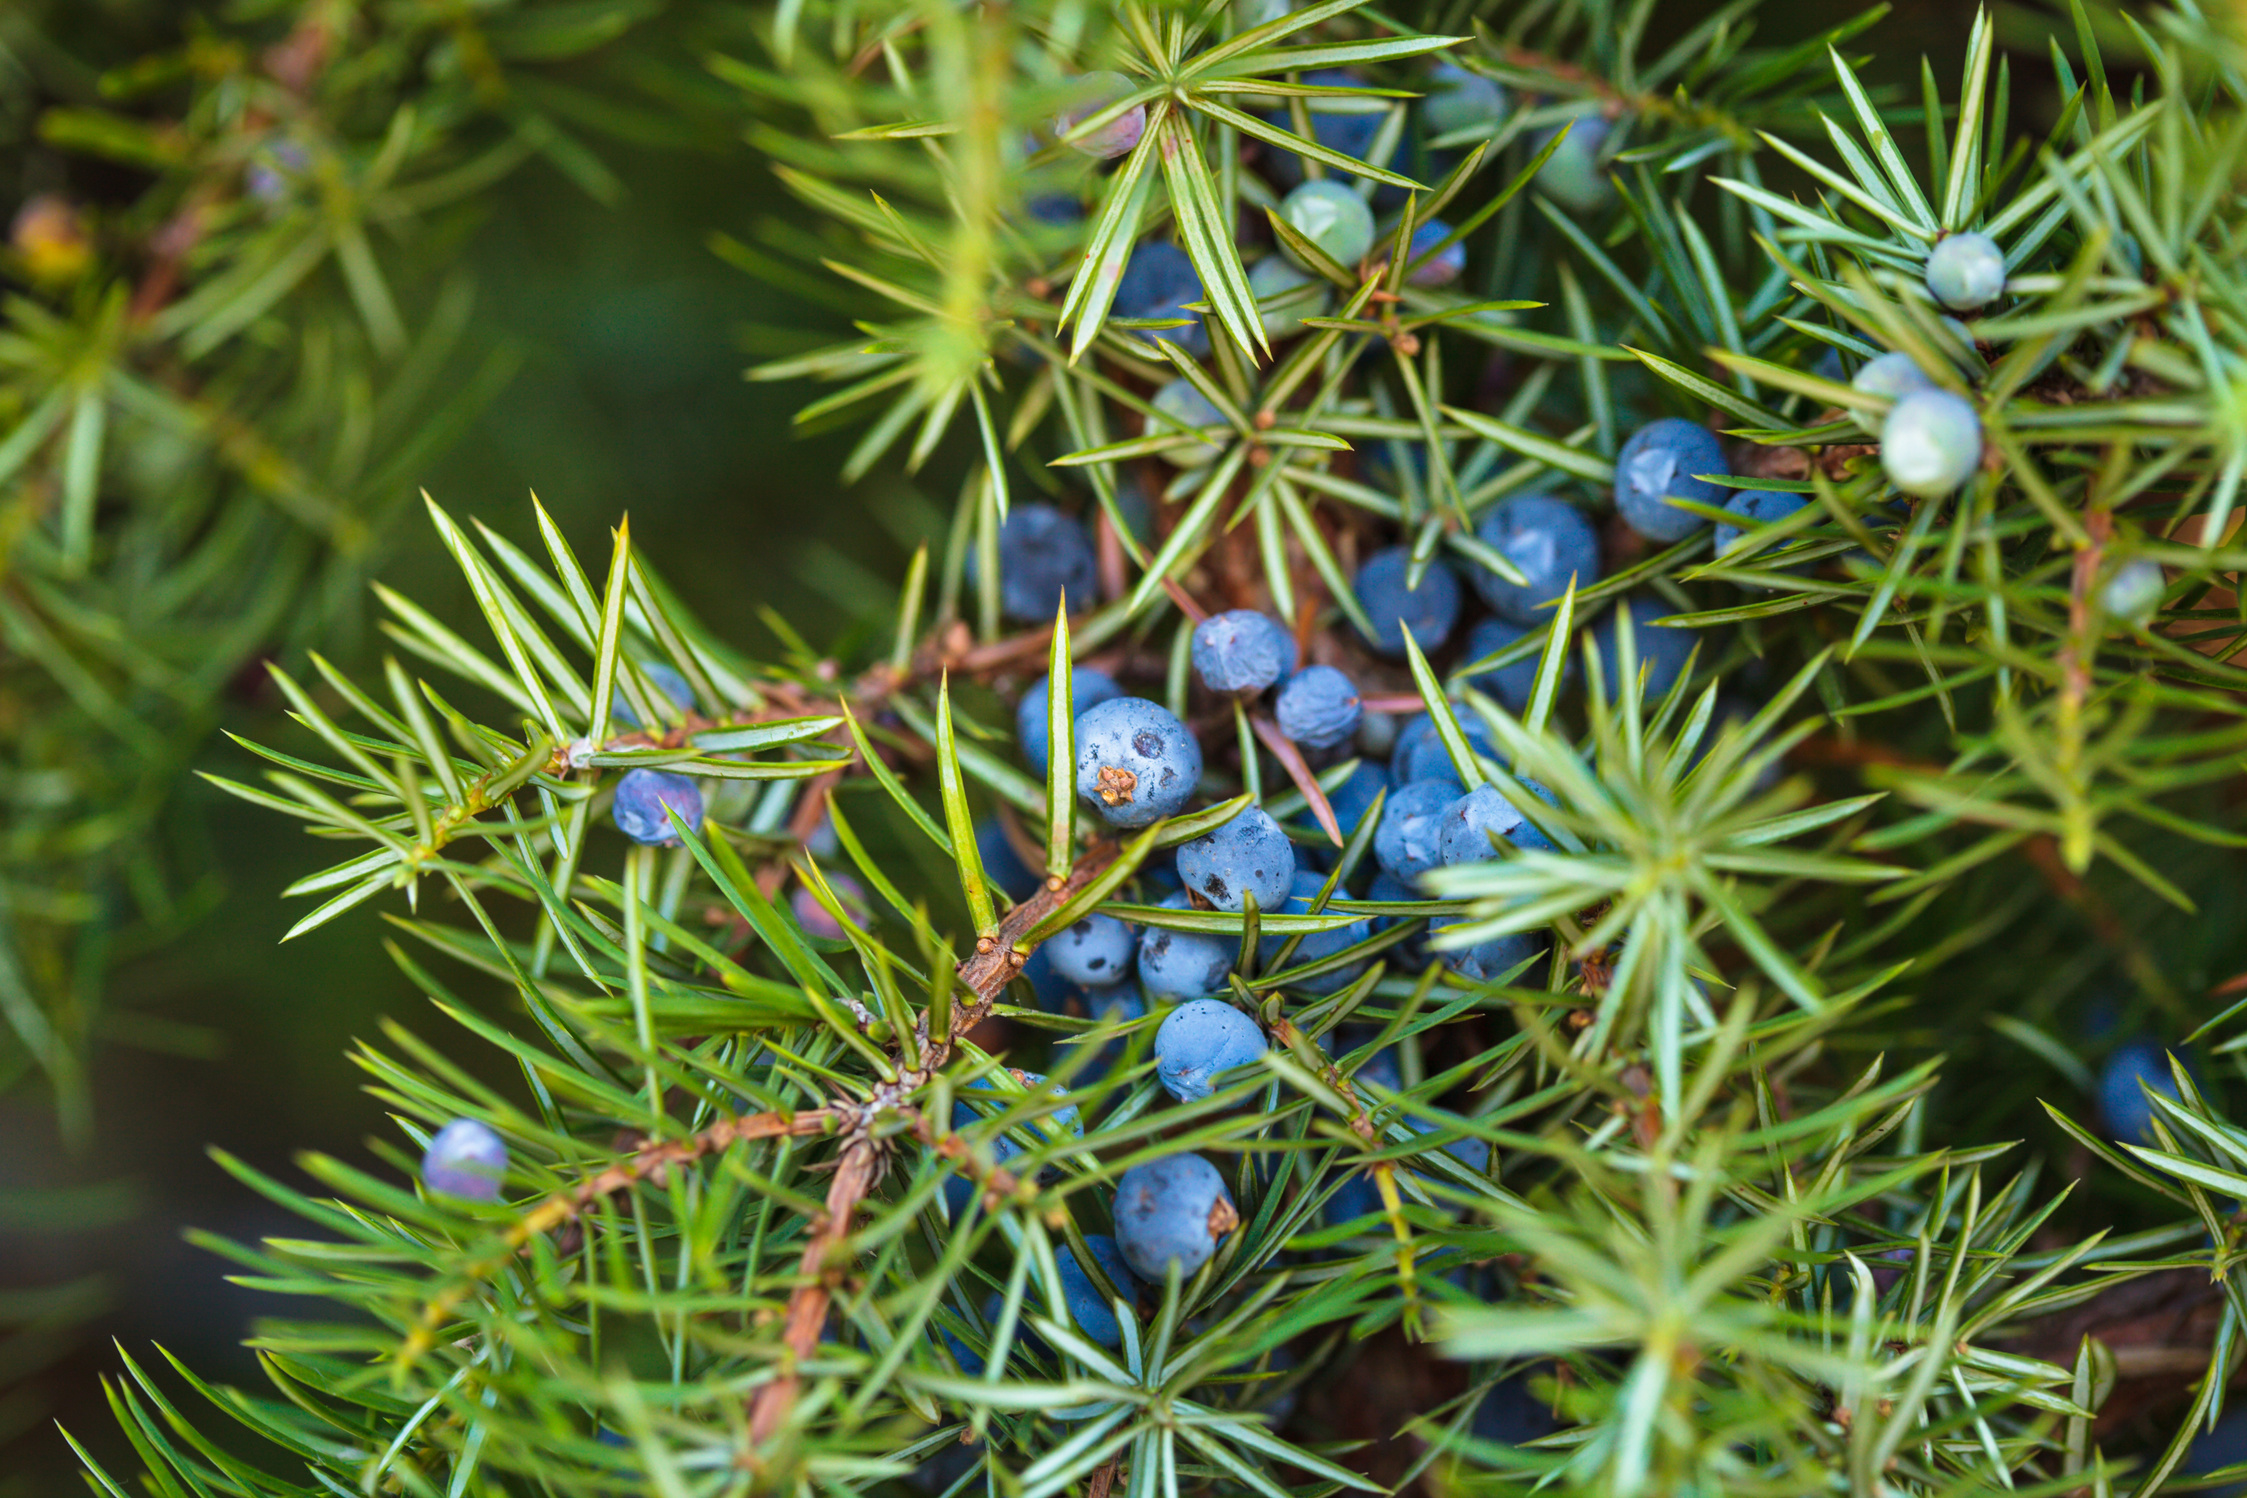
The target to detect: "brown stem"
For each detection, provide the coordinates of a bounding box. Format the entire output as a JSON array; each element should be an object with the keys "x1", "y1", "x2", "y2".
[
  {"x1": 750, "y1": 1136, "x2": 881, "y2": 1444},
  {"x1": 741, "y1": 838, "x2": 1121, "y2": 1450}
]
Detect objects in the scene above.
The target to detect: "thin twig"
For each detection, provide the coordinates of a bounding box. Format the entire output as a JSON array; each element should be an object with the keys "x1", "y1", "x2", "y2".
[{"x1": 403, "y1": 1108, "x2": 833, "y2": 1366}]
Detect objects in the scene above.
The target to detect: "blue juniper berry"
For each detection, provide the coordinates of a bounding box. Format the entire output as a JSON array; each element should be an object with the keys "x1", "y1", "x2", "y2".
[
  {"x1": 1048, "y1": 912, "x2": 1137, "y2": 987},
  {"x1": 1615, "y1": 418, "x2": 1726, "y2": 543},
  {"x1": 1074, "y1": 697, "x2": 1202, "y2": 827},
  {"x1": 1112, "y1": 1153, "x2": 1239, "y2": 1281},
  {"x1": 1017, "y1": 666, "x2": 1125, "y2": 775},
  {"x1": 971, "y1": 502, "x2": 1098, "y2": 622},
  {"x1": 1114, "y1": 242, "x2": 1209, "y2": 356},
  {"x1": 1375, "y1": 777, "x2": 1458, "y2": 881},
  {"x1": 1192, "y1": 610, "x2": 1296, "y2": 694},
  {"x1": 1354, "y1": 545, "x2": 1462, "y2": 656},
  {"x1": 1472, "y1": 493, "x2": 1602, "y2": 623},
  {"x1": 1138, "y1": 889, "x2": 1235, "y2": 999},
  {"x1": 1275, "y1": 664, "x2": 1363, "y2": 749},
  {"x1": 1258, "y1": 870, "x2": 1372, "y2": 994},
  {"x1": 1154, "y1": 998, "x2": 1268, "y2": 1101},
  {"x1": 1176, "y1": 804, "x2": 1295, "y2": 914},
  {"x1": 612, "y1": 768, "x2": 703, "y2": 846},
  {"x1": 611, "y1": 659, "x2": 696, "y2": 728}
]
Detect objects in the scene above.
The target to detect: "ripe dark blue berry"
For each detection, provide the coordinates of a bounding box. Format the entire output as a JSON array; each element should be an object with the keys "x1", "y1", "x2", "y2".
[
  {"x1": 1056, "y1": 1236, "x2": 1145, "y2": 1347},
  {"x1": 1367, "y1": 869, "x2": 1431, "y2": 971},
  {"x1": 979, "y1": 502, "x2": 1097, "y2": 622},
  {"x1": 1176, "y1": 804, "x2": 1296, "y2": 914},
  {"x1": 956, "y1": 1069, "x2": 1082, "y2": 1170},
  {"x1": 1615, "y1": 418, "x2": 1726, "y2": 543},
  {"x1": 1074, "y1": 697, "x2": 1202, "y2": 827},
  {"x1": 1374, "y1": 777, "x2": 1457, "y2": 879},
  {"x1": 1048, "y1": 913, "x2": 1137, "y2": 987},
  {"x1": 1259, "y1": 71, "x2": 1388, "y2": 187},
  {"x1": 1017, "y1": 666, "x2": 1125, "y2": 775},
  {"x1": 977, "y1": 815, "x2": 1042, "y2": 902},
  {"x1": 422, "y1": 1118, "x2": 507, "y2": 1202},
  {"x1": 1138, "y1": 890, "x2": 1235, "y2": 999},
  {"x1": 1326, "y1": 757, "x2": 1390, "y2": 835},
  {"x1": 1472, "y1": 494, "x2": 1602, "y2": 623},
  {"x1": 1401, "y1": 219, "x2": 1465, "y2": 286},
  {"x1": 1714, "y1": 488, "x2": 1812, "y2": 563},
  {"x1": 1115, "y1": 242, "x2": 1209, "y2": 357},
  {"x1": 1354, "y1": 546, "x2": 1462, "y2": 656},
  {"x1": 612, "y1": 660, "x2": 695, "y2": 728},
  {"x1": 1446, "y1": 926, "x2": 1548, "y2": 983},
  {"x1": 1435, "y1": 784, "x2": 1529, "y2": 865},
  {"x1": 1924, "y1": 231, "x2": 2006, "y2": 311},
  {"x1": 1275, "y1": 664, "x2": 1363, "y2": 749},
  {"x1": 1112, "y1": 1153, "x2": 1238, "y2": 1281},
  {"x1": 1192, "y1": 610, "x2": 1296, "y2": 694},
  {"x1": 1464, "y1": 617, "x2": 1571, "y2": 713},
  {"x1": 1154, "y1": 998, "x2": 1268, "y2": 1101},
  {"x1": 1259, "y1": 871, "x2": 1372, "y2": 994},
  {"x1": 1881, "y1": 390, "x2": 1982, "y2": 498},
  {"x1": 1393, "y1": 711, "x2": 1495, "y2": 785},
  {"x1": 1590, "y1": 595, "x2": 1700, "y2": 703},
  {"x1": 612, "y1": 769, "x2": 703, "y2": 846},
  {"x1": 2099, "y1": 1038, "x2": 2182, "y2": 1144}
]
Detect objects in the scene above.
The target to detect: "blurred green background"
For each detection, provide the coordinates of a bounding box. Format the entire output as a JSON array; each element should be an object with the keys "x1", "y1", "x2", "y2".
[{"x1": 0, "y1": 0, "x2": 2081, "y2": 1488}]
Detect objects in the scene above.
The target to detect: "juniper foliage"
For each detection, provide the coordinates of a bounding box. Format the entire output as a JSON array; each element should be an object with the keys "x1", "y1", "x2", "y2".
[{"x1": 35, "y1": 0, "x2": 2247, "y2": 1495}]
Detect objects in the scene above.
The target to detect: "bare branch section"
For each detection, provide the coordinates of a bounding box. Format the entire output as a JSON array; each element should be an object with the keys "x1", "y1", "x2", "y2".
[{"x1": 743, "y1": 837, "x2": 1120, "y2": 1449}]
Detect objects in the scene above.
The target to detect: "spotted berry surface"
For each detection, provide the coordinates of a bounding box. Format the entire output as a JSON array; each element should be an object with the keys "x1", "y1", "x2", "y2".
[
  {"x1": 1073, "y1": 697, "x2": 1202, "y2": 827},
  {"x1": 1154, "y1": 999, "x2": 1267, "y2": 1101},
  {"x1": 1138, "y1": 890, "x2": 1234, "y2": 999},
  {"x1": 1112, "y1": 1153, "x2": 1237, "y2": 1281},
  {"x1": 1047, "y1": 912, "x2": 1137, "y2": 987},
  {"x1": 1176, "y1": 804, "x2": 1295, "y2": 914},
  {"x1": 1374, "y1": 778, "x2": 1458, "y2": 880}
]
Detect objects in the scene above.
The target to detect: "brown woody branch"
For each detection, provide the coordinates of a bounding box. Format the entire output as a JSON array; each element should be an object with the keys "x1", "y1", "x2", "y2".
[{"x1": 741, "y1": 837, "x2": 1122, "y2": 1450}]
